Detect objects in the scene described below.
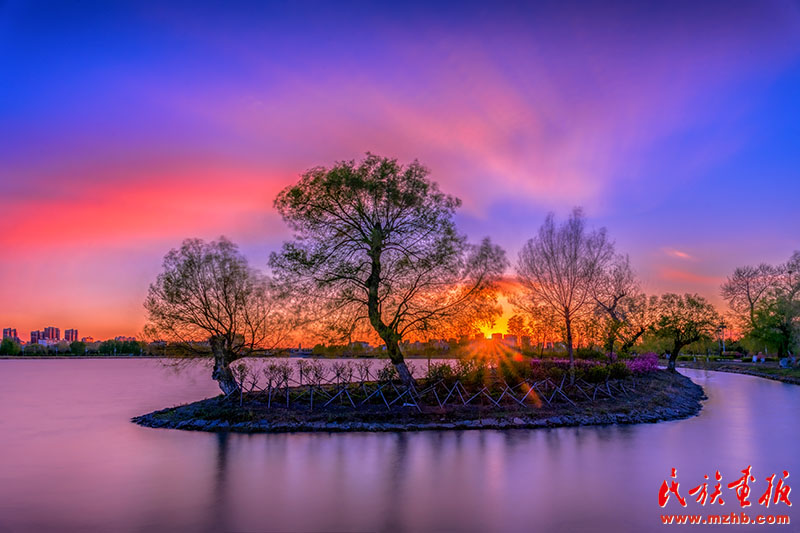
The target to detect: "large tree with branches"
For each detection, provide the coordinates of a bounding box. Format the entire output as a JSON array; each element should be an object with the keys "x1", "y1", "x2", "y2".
[
  {"x1": 514, "y1": 208, "x2": 614, "y2": 378},
  {"x1": 592, "y1": 254, "x2": 650, "y2": 355},
  {"x1": 144, "y1": 237, "x2": 288, "y2": 395},
  {"x1": 270, "y1": 154, "x2": 507, "y2": 389},
  {"x1": 651, "y1": 293, "x2": 721, "y2": 371},
  {"x1": 721, "y1": 263, "x2": 777, "y2": 329},
  {"x1": 721, "y1": 252, "x2": 799, "y2": 355}
]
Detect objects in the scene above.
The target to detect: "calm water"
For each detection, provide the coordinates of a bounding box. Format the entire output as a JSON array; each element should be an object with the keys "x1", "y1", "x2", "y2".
[{"x1": 0, "y1": 359, "x2": 797, "y2": 532}]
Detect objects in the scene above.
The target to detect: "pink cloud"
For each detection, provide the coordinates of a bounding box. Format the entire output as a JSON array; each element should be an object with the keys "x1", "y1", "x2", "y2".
[
  {"x1": 657, "y1": 267, "x2": 723, "y2": 287},
  {"x1": 663, "y1": 248, "x2": 695, "y2": 261},
  {"x1": 2, "y1": 163, "x2": 291, "y2": 251}
]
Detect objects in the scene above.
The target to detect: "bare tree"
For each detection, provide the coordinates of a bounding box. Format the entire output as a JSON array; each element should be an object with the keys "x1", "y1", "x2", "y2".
[
  {"x1": 270, "y1": 154, "x2": 507, "y2": 389},
  {"x1": 776, "y1": 251, "x2": 800, "y2": 302},
  {"x1": 651, "y1": 293, "x2": 721, "y2": 371},
  {"x1": 515, "y1": 208, "x2": 614, "y2": 378},
  {"x1": 721, "y1": 264, "x2": 776, "y2": 329},
  {"x1": 144, "y1": 237, "x2": 290, "y2": 395},
  {"x1": 593, "y1": 254, "x2": 650, "y2": 355},
  {"x1": 721, "y1": 252, "x2": 800, "y2": 355},
  {"x1": 749, "y1": 251, "x2": 800, "y2": 356}
]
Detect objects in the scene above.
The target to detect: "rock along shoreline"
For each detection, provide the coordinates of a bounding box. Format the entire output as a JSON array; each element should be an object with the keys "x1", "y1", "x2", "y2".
[{"x1": 133, "y1": 371, "x2": 706, "y2": 433}]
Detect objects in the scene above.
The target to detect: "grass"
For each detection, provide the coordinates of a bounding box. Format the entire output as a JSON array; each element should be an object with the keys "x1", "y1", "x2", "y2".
[{"x1": 677, "y1": 360, "x2": 800, "y2": 384}]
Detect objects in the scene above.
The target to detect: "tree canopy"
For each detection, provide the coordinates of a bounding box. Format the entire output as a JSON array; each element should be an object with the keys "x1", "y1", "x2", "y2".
[
  {"x1": 145, "y1": 237, "x2": 289, "y2": 394},
  {"x1": 592, "y1": 254, "x2": 650, "y2": 355},
  {"x1": 70, "y1": 341, "x2": 86, "y2": 356},
  {"x1": 651, "y1": 293, "x2": 721, "y2": 371},
  {"x1": 270, "y1": 153, "x2": 507, "y2": 387},
  {"x1": 721, "y1": 251, "x2": 799, "y2": 356},
  {"x1": 0, "y1": 338, "x2": 21, "y2": 355}
]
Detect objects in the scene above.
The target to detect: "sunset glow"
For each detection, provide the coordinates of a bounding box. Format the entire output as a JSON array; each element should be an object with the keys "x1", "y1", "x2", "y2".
[{"x1": 2, "y1": 1, "x2": 800, "y2": 340}]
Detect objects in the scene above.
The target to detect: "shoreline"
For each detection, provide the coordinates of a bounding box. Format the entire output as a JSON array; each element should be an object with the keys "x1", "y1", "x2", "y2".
[
  {"x1": 677, "y1": 361, "x2": 800, "y2": 385},
  {"x1": 133, "y1": 371, "x2": 706, "y2": 433},
  {"x1": 0, "y1": 355, "x2": 166, "y2": 360},
  {"x1": 0, "y1": 355, "x2": 456, "y2": 360}
]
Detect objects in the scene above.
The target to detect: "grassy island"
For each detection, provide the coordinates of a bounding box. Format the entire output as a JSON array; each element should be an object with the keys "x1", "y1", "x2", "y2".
[{"x1": 133, "y1": 359, "x2": 705, "y2": 433}]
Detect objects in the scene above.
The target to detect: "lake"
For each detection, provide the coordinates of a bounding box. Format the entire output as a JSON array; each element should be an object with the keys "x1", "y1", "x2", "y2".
[{"x1": 0, "y1": 359, "x2": 797, "y2": 532}]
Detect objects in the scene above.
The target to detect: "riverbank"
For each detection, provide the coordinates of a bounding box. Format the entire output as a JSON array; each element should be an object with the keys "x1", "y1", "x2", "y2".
[
  {"x1": 677, "y1": 360, "x2": 800, "y2": 385},
  {"x1": 133, "y1": 370, "x2": 705, "y2": 433}
]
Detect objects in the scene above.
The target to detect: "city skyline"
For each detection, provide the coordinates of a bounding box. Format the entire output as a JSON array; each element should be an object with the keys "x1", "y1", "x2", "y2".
[{"x1": 2, "y1": 1, "x2": 800, "y2": 339}]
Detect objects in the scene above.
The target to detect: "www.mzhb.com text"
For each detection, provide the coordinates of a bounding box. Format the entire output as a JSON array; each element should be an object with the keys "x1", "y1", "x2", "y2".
[{"x1": 661, "y1": 512, "x2": 790, "y2": 525}]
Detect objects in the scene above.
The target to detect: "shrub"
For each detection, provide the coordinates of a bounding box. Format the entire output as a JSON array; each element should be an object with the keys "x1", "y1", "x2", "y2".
[
  {"x1": 377, "y1": 361, "x2": 398, "y2": 382},
  {"x1": 608, "y1": 361, "x2": 631, "y2": 380},
  {"x1": 425, "y1": 362, "x2": 455, "y2": 382},
  {"x1": 457, "y1": 358, "x2": 489, "y2": 387},
  {"x1": 497, "y1": 358, "x2": 532, "y2": 382},
  {"x1": 575, "y1": 348, "x2": 605, "y2": 360},
  {"x1": 626, "y1": 352, "x2": 659, "y2": 374},
  {"x1": 530, "y1": 358, "x2": 603, "y2": 382},
  {"x1": 585, "y1": 364, "x2": 610, "y2": 383}
]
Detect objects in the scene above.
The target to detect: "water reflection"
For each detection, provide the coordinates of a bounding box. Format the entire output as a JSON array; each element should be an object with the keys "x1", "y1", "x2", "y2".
[
  {"x1": 0, "y1": 359, "x2": 797, "y2": 532},
  {"x1": 210, "y1": 432, "x2": 230, "y2": 532}
]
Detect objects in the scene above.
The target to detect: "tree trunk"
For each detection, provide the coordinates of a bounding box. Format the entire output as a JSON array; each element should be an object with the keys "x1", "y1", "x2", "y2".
[
  {"x1": 365, "y1": 232, "x2": 416, "y2": 391},
  {"x1": 605, "y1": 337, "x2": 614, "y2": 356},
  {"x1": 605, "y1": 333, "x2": 616, "y2": 361},
  {"x1": 385, "y1": 335, "x2": 416, "y2": 391},
  {"x1": 210, "y1": 335, "x2": 240, "y2": 396},
  {"x1": 565, "y1": 313, "x2": 575, "y2": 384},
  {"x1": 619, "y1": 328, "x2": 645, "y2": 355},
  {"x1": 667, "y1": 345, "x2": 680, "y2": 372}
]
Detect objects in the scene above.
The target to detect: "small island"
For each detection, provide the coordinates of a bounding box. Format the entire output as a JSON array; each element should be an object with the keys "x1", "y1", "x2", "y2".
[
  {"x1": 133, "y1": 356, "x2": 705, "y2": 433},
  {"x1": 130, "y1": 155, "x2": 738, "y2": 434}
]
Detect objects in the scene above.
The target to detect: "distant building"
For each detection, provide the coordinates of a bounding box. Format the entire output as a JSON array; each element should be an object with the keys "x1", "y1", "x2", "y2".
[
  {"x1": 114, "y1": 336, "x2": 136, "y2": 342},
  {"x1": 3, "y1": 328, "x2": 18, "y2": 340},
  {"x1": 31, "y1": 330, "x2": 42, "y2": 344},
  {"x1": 503, "y1": 334, "x2": 518, "y2": 347},
  {"x1": 473, "y1": 333, "x2": 486, "y2": 341},
  {"x1": 81, "y1": 336, "x2": 94, "y2": 343},
  {"x1": 428, "y1": 339, "x2": 449, "y2": 350},
  {"x1": 65, "y1": 329, "x2": 78, "y2": 342},
  {"x1": 521, "y1": 336, "x2": 531, "y2": 348},
  {"x1": 43, "y1": 327, "x2": 60, "y2": 341},
  {"x1": 491, "y1": 333, "x2": 503, "y2": 342}
]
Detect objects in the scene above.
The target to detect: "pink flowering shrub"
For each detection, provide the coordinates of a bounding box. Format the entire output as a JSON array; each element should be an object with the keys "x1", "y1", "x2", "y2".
[{"x1": 625, "y1": 352, "x2": 659, "y2": 374}]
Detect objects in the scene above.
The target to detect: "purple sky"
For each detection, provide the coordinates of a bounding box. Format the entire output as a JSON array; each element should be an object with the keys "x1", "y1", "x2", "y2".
[{"x1": 2, "y1": 1, "x2": 800, "y2": 339}]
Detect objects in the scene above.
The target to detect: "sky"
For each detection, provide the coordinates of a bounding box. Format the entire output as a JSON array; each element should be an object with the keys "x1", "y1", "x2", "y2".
[{"x1": 2, "y1": 1, "x2": 800, "y2": 341}]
